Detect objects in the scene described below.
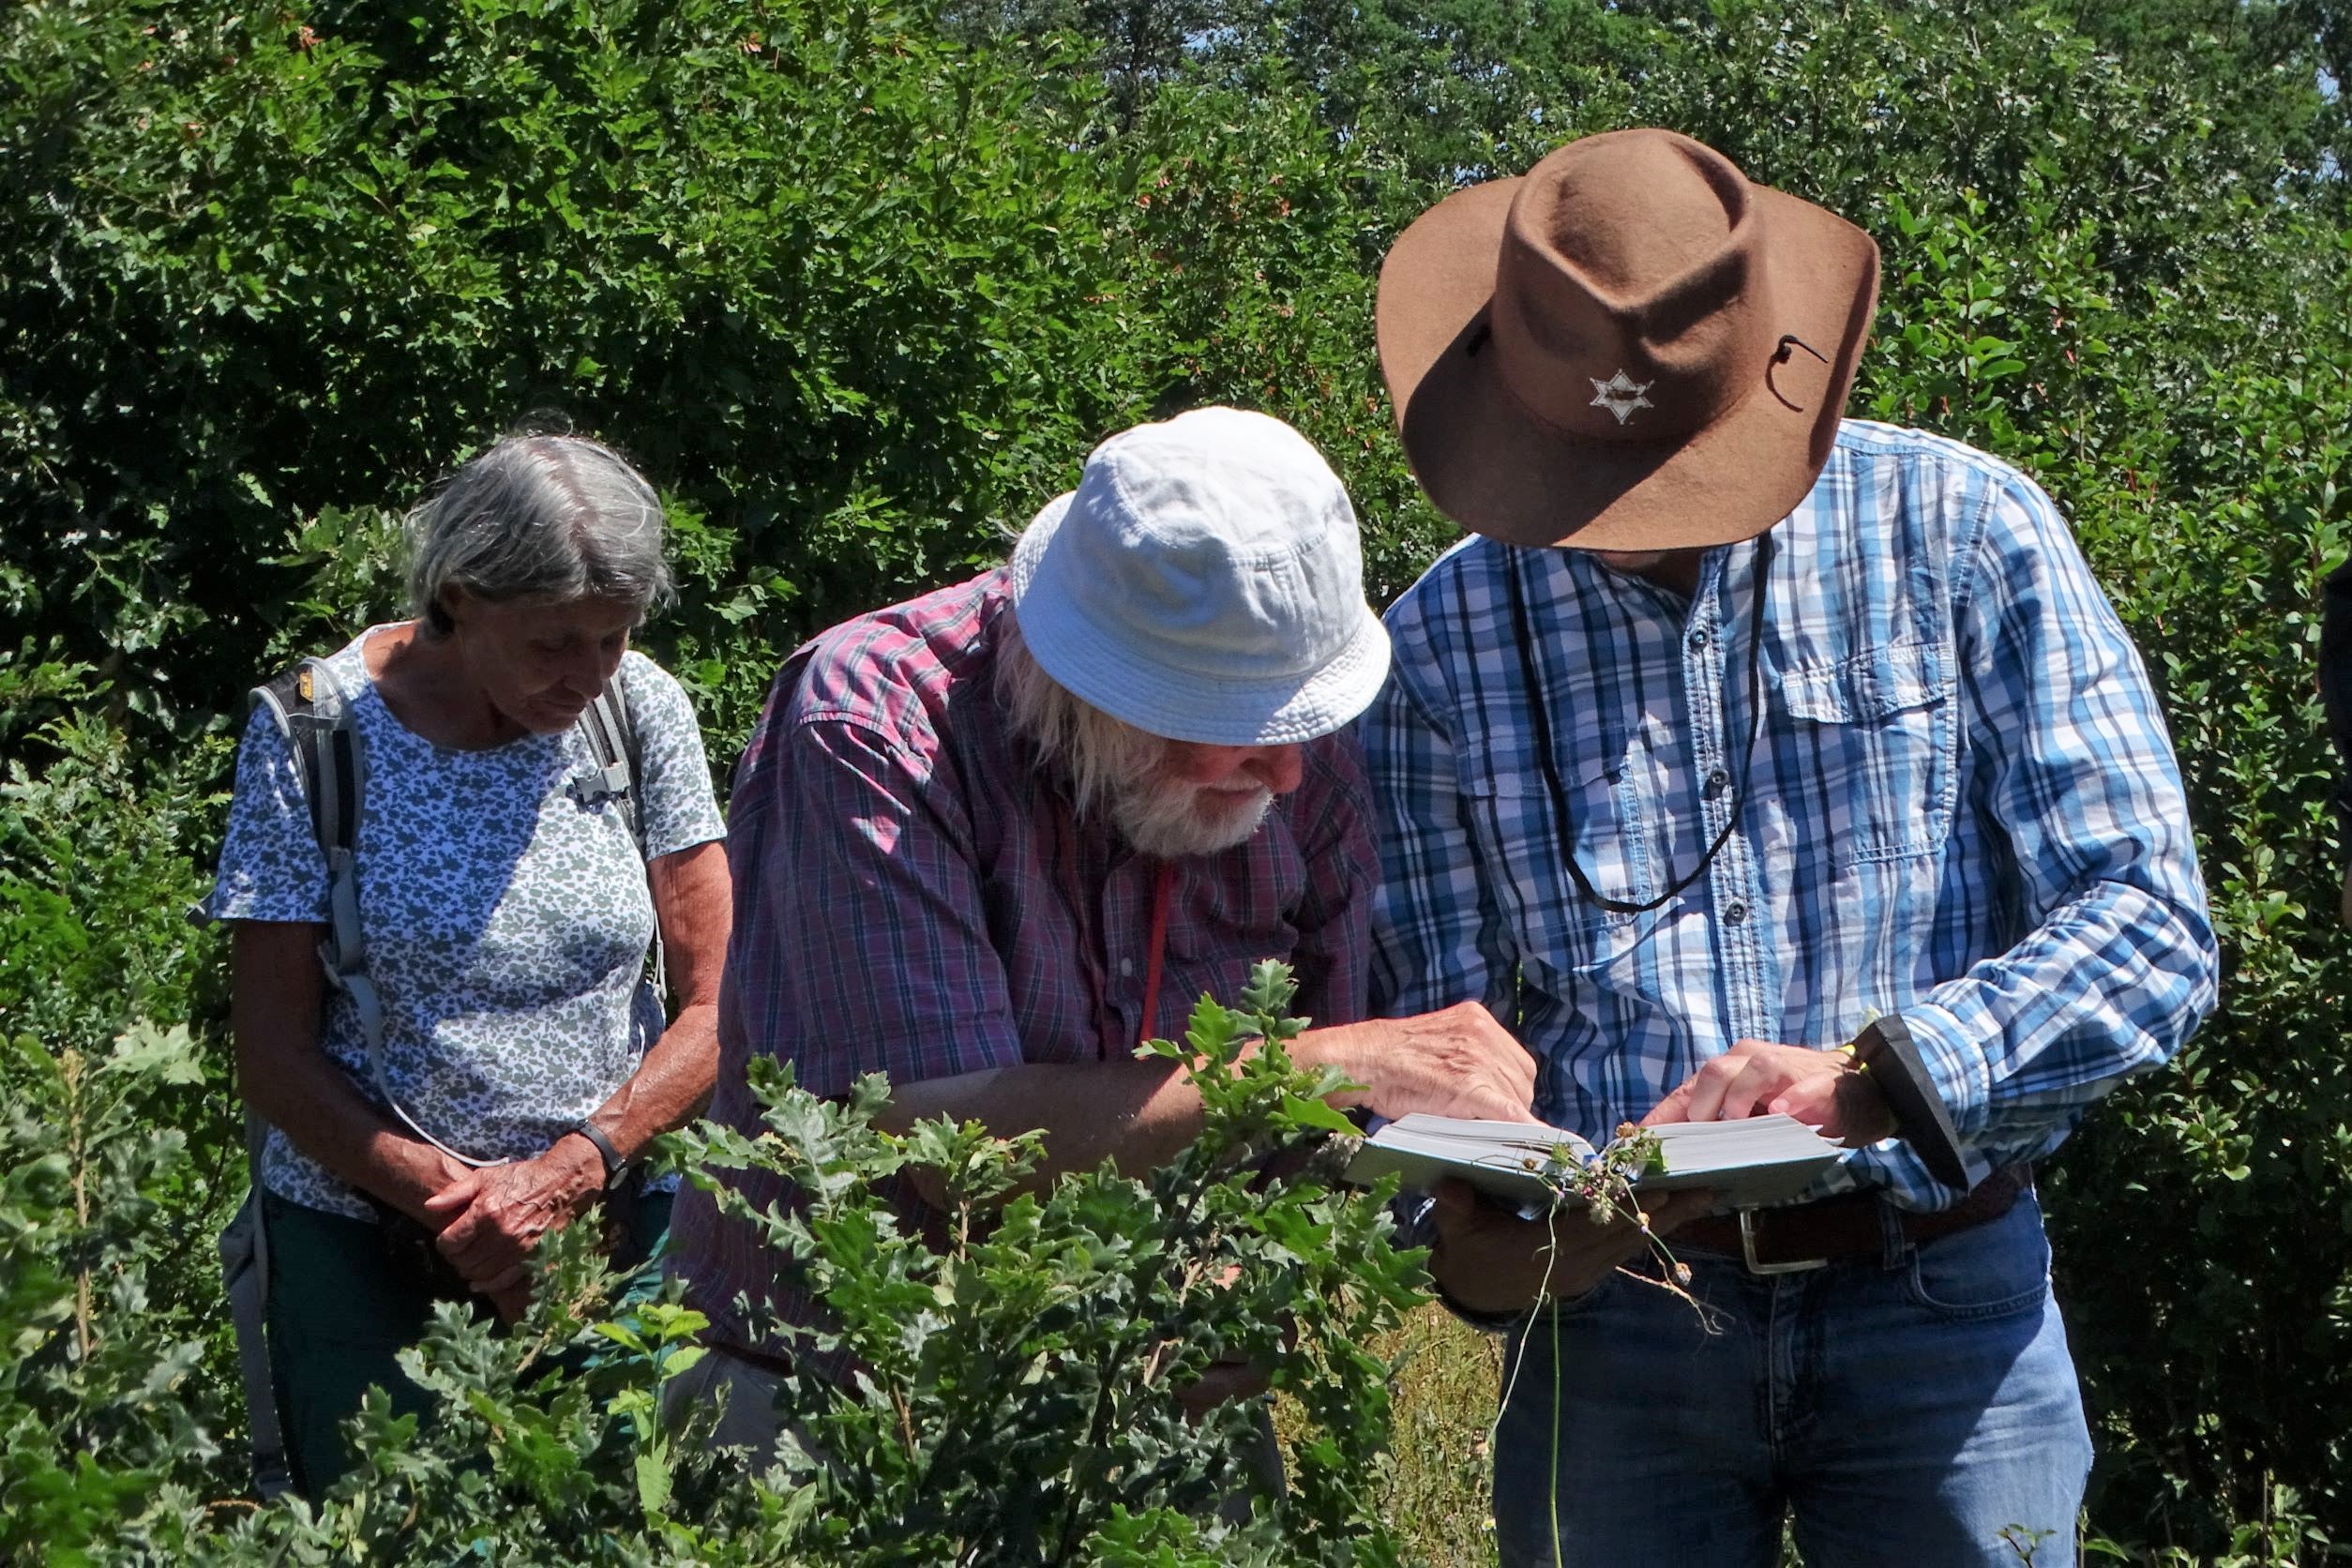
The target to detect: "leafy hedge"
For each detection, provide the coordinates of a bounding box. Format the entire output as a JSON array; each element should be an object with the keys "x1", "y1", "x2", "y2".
[
  {"x1": 5, "y1": 0, "x2": 2352, "y2": 1560},
  {"x1": 1, "y1": 0, "x2": 1403, "y2": 746}
]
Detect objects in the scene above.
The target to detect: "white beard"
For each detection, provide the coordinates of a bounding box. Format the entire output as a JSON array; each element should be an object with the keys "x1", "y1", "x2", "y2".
[{"x1": 1110, "y1": 776, "x2": 1274, "y2": 860}]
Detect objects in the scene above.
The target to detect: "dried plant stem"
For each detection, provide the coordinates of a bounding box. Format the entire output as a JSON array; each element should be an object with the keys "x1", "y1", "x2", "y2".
[{"x1": 64, "y1": 1049, "x2": 94, "y2": 1364}]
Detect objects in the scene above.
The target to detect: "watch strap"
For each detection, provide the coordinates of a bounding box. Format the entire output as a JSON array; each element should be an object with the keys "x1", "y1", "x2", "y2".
[
  {"x1": 1852, "y1": 1016, "x2": 1970, "y2": 1190},
  {"x1": 567, "y1": 1119, "x2": 630, "y2": 1192}
]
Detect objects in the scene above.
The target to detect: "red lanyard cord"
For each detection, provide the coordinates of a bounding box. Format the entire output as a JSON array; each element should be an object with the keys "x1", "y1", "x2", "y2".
[{"x1": 1138, "y1": 858, "x2": 1174, "y2": 1050}]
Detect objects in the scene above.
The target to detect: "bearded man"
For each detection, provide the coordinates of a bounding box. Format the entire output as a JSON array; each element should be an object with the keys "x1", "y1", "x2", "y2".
[{"x1": 665, "y1": 406, "x2": 1540, "y2": 1440}]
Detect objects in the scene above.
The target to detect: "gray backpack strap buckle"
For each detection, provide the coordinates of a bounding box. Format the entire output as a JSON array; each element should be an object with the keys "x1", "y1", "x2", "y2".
[{"x1": 566, "y1": 760, "x2": 633, "y2": 807}]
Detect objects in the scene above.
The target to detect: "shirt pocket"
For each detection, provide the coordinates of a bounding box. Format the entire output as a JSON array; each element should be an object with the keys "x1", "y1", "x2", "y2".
[
  {"x1": 1156, "y1": 852, "x2": 1303, "y2": 1035},
  {"x1": 1461, "y1": 728, "x2": 1655, "y2": 964},
  {"x1": 1775, "y1": 637, "x2": 1955, "y2": 869}
]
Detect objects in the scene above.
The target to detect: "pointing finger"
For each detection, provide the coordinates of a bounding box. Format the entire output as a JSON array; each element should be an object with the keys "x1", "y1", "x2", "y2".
[
  {"x1": 1681, "y1": 1060, "x2": 1739, "y2": 1123},
  {"x1": 1642, "y1": 1080, "x2": 1696, "y2": 1126}
]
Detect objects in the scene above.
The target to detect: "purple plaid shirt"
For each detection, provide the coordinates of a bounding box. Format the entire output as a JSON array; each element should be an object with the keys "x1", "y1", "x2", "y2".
[{"x1": 668, "y1": 569, "x2": 1378, "y2": 1365}]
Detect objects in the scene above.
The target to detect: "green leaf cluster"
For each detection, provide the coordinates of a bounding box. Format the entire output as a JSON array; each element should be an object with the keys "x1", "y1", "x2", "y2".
[
  {"x1": 1, "y1": 950, "x2": 1426, "y2": 1562},
  {"x1": 670, "y1": 959, "x2": 1422, "y2": 1563}
]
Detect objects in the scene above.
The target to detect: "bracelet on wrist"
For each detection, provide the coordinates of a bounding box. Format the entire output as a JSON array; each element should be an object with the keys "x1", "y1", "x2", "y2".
[{"x1": 565, "y1": 1120, "x2": 632, "y2": 1194}]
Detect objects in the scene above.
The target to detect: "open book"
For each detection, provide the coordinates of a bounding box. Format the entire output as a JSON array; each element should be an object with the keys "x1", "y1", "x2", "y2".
[{"x1": 1343, "y1": 1113, "x2": 1842, "y2": 1212}]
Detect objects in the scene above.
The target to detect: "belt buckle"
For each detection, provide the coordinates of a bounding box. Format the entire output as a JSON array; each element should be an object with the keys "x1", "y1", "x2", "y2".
[{"x1": 1739, "y1": 1208, "x2": 1829, "y2": 1274}]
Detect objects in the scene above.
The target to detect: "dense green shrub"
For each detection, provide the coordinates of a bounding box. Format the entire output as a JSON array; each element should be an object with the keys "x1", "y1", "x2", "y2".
[
  {"x1": 2, "y1": 956, "x2": 1425, "y2": 1563},
  {"x1": 663, "y1": 964, "x2": 1421, "y2": 1564},
  {"x1": 0, "y1": 690, "x2": 245, "y2": 1552},
  {"x1": 0, "y1": 0, "x2": 1395, "y2": 751}
]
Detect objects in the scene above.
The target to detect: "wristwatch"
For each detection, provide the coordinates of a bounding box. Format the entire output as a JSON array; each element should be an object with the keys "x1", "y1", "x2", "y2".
[
  {"x1": 565, "y1": 1119, "x2": 632, "y2": 1194},
  {"x1": 1849, "y1": 1016, "x2": 1969, "y2": 1190}
]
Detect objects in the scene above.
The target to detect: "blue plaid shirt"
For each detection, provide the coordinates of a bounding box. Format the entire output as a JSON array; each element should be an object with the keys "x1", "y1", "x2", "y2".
[{"x1": 1363, "y1": 420, "x2": 2219, "y2": 1212}]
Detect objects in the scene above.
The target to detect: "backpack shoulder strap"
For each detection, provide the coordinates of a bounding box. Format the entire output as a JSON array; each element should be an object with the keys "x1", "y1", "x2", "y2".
[
  {"x1": 575, "y1": 684, "x2": 643, "y2": 858},
  {"x1": 574, "y1": 677, "x2": 666, "y2": 1004},
  {"x1": 253, "y1": 657, "x2": 495, "y2": 1167},
  {"x1": 279, "y1": 659, "x2": 367, "y2": 971},
  {"x1": 247, "y1": 656, "x2": 372, "y2": 1030},
  {"x1": 249, "y1": 659, "x2": 361, "y2": 870}
]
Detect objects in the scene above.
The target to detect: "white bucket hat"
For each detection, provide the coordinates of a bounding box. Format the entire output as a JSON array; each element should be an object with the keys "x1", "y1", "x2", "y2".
[{"x1": 1008, "y1": 407, "x2": 1391, "y2": 746}]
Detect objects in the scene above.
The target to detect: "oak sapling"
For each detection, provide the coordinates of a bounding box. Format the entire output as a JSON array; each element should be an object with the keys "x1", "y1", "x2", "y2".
[{"x1": 671, "y1": 957, "x2": 1427, "y2": 1564}]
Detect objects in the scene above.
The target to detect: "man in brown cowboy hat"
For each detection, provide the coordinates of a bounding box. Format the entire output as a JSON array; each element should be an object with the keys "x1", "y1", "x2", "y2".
[{"x1": 1361, "y1": 128, "x2": 2218, "y2": 1567}]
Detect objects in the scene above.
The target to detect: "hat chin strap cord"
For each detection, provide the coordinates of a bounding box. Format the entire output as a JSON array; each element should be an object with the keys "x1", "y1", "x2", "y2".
[
  {"x1": 1767, "y1": 335, "x2": 1832, "y2": 413},
  {"x1": 1504, "y1": 529, "x2": 1775, "y2": 917}
]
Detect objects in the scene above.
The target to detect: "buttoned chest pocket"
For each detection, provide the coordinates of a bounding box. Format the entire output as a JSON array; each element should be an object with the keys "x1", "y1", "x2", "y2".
[
  {"x1": 1160, "y1": 919, "x2": 1300, "y2": 1021},
  {"x1": 1462, "y1": 731, "x2": 1654, "y2": 971},
  {"x1": 1155, "y1": 865, "x2": 1303, "y2": 1038},
  {"x1": 1774, "y1": 639, "x2": 1955, "y2": 868}
]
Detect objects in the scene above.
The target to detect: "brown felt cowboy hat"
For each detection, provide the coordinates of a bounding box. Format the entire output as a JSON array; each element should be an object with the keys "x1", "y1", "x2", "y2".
[{"x1": 1377, "y1": 128, "x2": 1881, "y2": 550}]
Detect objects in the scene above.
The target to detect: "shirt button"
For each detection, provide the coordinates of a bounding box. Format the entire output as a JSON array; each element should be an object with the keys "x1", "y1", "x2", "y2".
[
  {"x1": 1689, "y1": 628, "x2": 1710, "y2": 651},
  {"x1": 1723, "y1": 899, "x2": 1750, "y2": 925},
  {"x1": 1705, "y1": 766, "x2": 1731, "y2": 795},
  {"x1": 1119, "y1": 957, "x2": 1135, "y2": 978}
]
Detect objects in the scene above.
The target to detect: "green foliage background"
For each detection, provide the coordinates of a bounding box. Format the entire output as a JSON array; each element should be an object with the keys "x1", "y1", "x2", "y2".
[{"x1": 5, "y1": 0, "x2": 2351, "y2": 1560}]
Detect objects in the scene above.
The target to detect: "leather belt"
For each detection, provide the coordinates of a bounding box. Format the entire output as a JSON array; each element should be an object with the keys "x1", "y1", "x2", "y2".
[{"x1": 1676, "y1": 1163, "x2": 2031, "y2": 1274}]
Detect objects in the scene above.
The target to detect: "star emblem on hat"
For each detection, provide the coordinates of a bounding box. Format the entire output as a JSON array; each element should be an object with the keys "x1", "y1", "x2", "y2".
[{"x1": 1589, "y1": 369, "x2": 1656, "y2": 426}]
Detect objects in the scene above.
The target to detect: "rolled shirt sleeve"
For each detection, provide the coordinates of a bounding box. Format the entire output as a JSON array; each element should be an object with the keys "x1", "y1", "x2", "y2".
[{"x1": 1898, "y1": 472, "x2": 2220, "y2": 1159}]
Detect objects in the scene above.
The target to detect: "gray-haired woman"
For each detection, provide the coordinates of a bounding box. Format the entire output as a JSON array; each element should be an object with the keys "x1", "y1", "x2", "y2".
[{"x1": 204, "y1": 435, "x2": 731, "y2": 1497}]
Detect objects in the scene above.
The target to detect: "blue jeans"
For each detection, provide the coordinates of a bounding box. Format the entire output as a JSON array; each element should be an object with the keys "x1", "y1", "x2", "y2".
[{"x1": 1491, "y1": 1190, "x2": 2090, "y2": 1568}]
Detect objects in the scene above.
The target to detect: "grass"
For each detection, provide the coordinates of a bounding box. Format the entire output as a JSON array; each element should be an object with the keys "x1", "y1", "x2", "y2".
[{"x1": 1345, "y1": 1304, "x2": 1508, "y2": 1565}]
